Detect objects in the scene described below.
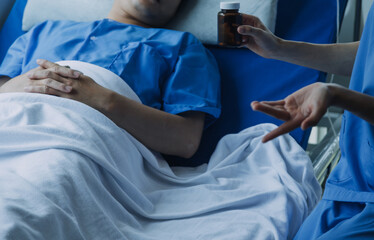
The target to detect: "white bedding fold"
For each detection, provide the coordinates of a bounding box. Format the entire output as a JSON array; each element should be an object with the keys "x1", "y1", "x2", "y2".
[{"x1": 0, "y1": 62, "x2": 321, "y2": 240}]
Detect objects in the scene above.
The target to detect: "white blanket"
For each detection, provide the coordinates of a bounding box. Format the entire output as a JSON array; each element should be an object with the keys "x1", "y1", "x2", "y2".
[{"x1": 0, "y1": 62, "x2": 321, "y2": 240}]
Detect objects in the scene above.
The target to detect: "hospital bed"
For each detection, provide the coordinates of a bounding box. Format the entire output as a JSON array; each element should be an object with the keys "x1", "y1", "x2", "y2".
[
  {"x1": 166, "y1": 0, "x2": 349, "y2": 176},
  {"x1": 0, "y1": 0, "x2": 348, "y2": 239},
  {"x1": 0, "y1": 0, "x2": 348, "y2": 159}
]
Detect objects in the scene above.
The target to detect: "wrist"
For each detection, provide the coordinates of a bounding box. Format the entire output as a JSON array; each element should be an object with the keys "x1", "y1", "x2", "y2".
[
  {"x1": 271, "y1": 39, "x2": 291, "y2": 60},
  {"x1": 326, "y1": 83, "x2": 344, "y2": 108},
  {"x1": 96, "y1": 88, "x2": 116, "y2": 114}
]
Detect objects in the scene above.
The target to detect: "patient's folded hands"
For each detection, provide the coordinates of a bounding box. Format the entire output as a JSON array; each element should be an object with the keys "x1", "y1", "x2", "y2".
[
  {"x1": 28, "y1": 59, "x2": 113, "y2": 112},
  {"x1": 0, "y1": 59, "x2": 112, "y2": 113},
  {"x1": 251, "y1": 82, "x2": 332, "y2": 143},
  {"x1": 0, "y1": 59, "x2": 80, "y2": 94}
]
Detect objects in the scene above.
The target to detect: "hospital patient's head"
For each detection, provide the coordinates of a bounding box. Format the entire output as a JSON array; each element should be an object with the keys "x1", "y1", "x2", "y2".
[{"x1": 108, "y1": 0, "x2": 182, "y2": 27}]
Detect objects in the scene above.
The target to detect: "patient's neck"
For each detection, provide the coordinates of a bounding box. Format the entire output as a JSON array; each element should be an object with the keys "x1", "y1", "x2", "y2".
[{"x1": 107, "y1": 7, "x2": 150, "y2": 28}]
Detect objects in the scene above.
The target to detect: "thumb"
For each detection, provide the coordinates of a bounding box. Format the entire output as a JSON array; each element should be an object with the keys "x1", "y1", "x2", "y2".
[
  {"x1": 237, "y1": 25, "x2": 262, "y2": 36},
  {"x1": 300, "y1": 110, "x2": 323, "y2": 130}
]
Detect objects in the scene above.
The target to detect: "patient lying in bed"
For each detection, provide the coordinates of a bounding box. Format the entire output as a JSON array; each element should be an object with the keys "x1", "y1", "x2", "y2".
[
  {"x1": 0, "y1": 0, "x2": 321, "y2": 239},
  {"x1": 0, "y1": 0, "x2": 221, "y2": 159}
]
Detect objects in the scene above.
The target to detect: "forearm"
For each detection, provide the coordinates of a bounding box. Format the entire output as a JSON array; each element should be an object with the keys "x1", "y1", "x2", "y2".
[
  {"x1": 328, "y1": 83, "x2": 374, "y2": 125},
  {"x1": 98, "y1": 91, "x2": 205, "y2": 158},
  {"x1": 274, "y1": 41, "x2": 359, "y2": 76}
]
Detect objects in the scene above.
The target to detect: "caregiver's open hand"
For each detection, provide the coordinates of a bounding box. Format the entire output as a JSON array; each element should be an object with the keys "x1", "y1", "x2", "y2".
[{"x1": 251, "y1": 83, "x2": 333, "y2": 143}]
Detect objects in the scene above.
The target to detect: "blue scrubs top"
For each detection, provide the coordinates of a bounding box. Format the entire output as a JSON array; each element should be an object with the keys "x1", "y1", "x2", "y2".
[
  {"x1": 321, "y1": 3, "x2": 374, "y2": 203},
  {"x1": 294, "y1": 4, "x2": 374, "y2": 239},
  {"x1": 0, "y1": 19, "x2": 221, "y2": 126}
]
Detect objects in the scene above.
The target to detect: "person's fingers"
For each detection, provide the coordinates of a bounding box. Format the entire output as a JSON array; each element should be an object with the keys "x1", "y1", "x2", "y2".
[
  {"x1": 251, "y1": 101, "x2": 290, "y2": 121},
  {"x1": 25, "y1": 78, "x2": 72, "y2": 93},
  {"x1": 262, "y1": 117, "x2": 303, "y2": 143},
  {"x1": 24, "y1": 84, "x2": 62, "y2": 96},
  {"x1": 42, "y1": 78, "x2": 72, "y2": 93},
  {"x1": 241, "y1": 14, "x2": 261, "y2": 26},
  {"x1": 36, "y1": 59, "x2": 81, "y2": 79},
  {"x1": 241, "y1": 14, "x2": 268, "y2": 31},
  {"x1": 261, "y1": 100, "x2": 286, "y2": 106},
  {"x1": 28, "y1": 69, "x2": 71, "y2": 83}
]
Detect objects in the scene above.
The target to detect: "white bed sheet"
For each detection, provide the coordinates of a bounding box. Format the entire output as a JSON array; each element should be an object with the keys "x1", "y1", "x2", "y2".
[{"x1": 0, "y1": 62, "x2": 321, "y2": 239}]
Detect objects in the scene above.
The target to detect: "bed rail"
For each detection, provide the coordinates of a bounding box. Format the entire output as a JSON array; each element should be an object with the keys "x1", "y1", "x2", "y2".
[{"x1": 309, "y1": 116, "x2": 342, "y2": 186}]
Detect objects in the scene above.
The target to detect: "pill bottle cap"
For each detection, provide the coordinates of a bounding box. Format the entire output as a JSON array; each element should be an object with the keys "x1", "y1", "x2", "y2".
[{"x1": 220, "y1": 2, "x2": 240, "y2": 10}]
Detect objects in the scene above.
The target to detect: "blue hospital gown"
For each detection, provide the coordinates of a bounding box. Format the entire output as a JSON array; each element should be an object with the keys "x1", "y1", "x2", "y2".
[
  {"x1": 295, "y1": 2, "x2": 374, "y2": 239},
  {"x1": 0, "y1": 19, "x2": 221, "y2": 125}
]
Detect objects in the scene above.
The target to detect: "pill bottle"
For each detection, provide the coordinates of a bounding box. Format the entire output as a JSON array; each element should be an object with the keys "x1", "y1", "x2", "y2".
[{"x1": 217, "y1": 2, "x2": 242, "y2": 46}]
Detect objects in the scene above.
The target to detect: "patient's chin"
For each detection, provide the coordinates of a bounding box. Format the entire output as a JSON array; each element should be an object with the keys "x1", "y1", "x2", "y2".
[
  {"x1": 131, "y1": 1, "x2": 176, "y2": 27},
  {"x1": 141, "y1": 15, "x2": 171, "y2": 27}
]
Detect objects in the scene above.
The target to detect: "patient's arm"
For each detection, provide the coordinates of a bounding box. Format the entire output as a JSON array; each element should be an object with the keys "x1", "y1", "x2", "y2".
[
  {"x1": 102, "y1": 94, "x2": 205, "y2": 158},
  {"x1": 251, "y1": 82, "x2": 374, "y2": 142},
  {"x1": 62, "y1": 76, "x2": 204, "y2": 158},
  {"x1": 27, "y1": 60, "x2": 204, "y2": 158},
  {"x1": 238, "y1": 14, "x2": 358, "y2": 76}
]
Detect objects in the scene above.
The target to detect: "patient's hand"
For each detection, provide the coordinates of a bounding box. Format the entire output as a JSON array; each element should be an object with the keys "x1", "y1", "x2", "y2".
[
  {"x1": 237, "y1": 14, "x2": 282, "y2": 59},
  {"x1": 27, "y1": 60, "x2": 111, "y2": 111},
  {"x1": 0, "y1": 59, "x2": 81, "y2": 94},
  {"x1": 251, "y1": 83, "x2": 332, "y2": 143}
]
